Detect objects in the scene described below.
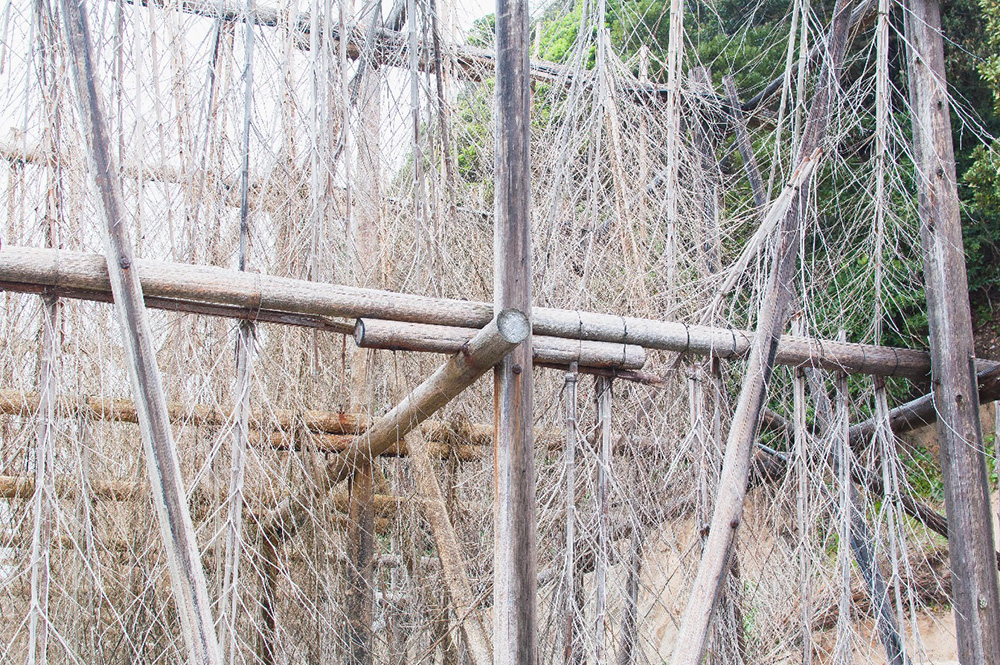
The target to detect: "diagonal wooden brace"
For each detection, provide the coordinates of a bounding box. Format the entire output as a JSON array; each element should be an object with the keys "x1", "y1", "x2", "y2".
[{"x1": 263, "y1": 309, "x2": 530, "y2": 541}]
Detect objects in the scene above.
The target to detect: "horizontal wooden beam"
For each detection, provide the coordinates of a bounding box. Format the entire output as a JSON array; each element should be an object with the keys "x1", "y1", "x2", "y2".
[
  {"x1": 123, "y1": 0, "x2": 669, "y2": 96},
  {"x1": 0, "y1": 246, "x2": 958, "y2": 380},
  {"x1": 0, "y1": 388, "x2": 562, "y2": 456},
  {"x1": 355, "y1": 318, "x2": 645, "y2": 370}
]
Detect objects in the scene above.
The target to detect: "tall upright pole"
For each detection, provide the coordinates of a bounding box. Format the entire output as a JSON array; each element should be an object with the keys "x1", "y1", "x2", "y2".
[
  {"x1": 903, "y1": 1, "x2": 1000, "y2": 661},
  {"x1": 493, "y1": 0, "x2": 536, "y2": 657}
]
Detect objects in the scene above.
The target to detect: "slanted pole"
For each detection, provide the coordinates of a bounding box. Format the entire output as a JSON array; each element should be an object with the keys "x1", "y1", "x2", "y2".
[
  {"x1": 903, "y1": 0, "x2": 1000, "y2": 661},
  {"x1": 407, "y1": 430, "x2": 493, "y2": 665},
  {"x1": 58, "y1": 1, "x2": 222, "y2": 663},
  {"x1": 265, "y1": 310, "x2": 530, "y2": 541},
  {"x1": 493, "y1": 0, "x2": 536, "y2": 657},
  {"x1": 668, "y1": 1, "x2": 855, "y2": 661}
]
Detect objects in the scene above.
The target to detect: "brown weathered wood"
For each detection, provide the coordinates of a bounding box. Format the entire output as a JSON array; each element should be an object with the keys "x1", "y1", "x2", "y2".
[
  {"x1": 668, "y1": 1, "x2": 856, "y2": 661},
  {"x1": 0, "y1": 245, "x2": 962, "y2": 380},
  {"x1": 903, "y1": 0, "x2": 1000, "y2": 660},
  {"x1": 407, "y1": 430, "x2": 492, "y2": 665},
  {"x1": 57, "y1": 0, "x2": 221, "y2": 662},
  {"x1": 264, "y1": 310, "x2": 529, "y2": 541},
  {"x1": 346, "y1": 464, "x2": 375, "y2": 665},
  {"x1": 355, "y1": 318, "x2": 645, "y2": 369},
  {"x1": 493, "y1": 0, "x2": 536, "y2": 656},
  {"x1": 0, "y1": 389, "x2": 365, "y2": 433}
]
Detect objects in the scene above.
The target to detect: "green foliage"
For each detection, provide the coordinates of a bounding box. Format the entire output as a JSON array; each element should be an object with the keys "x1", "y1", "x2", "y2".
[
  {"x1": 976, "y1": 0, "x2": 1000, "y2": 116},
  {"x1": 963, "y1": 141, "x2": 1000, "y2": 295}
]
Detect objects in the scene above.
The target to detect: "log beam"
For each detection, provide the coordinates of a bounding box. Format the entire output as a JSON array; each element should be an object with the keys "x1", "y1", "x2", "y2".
[
  {"x1": 356, "y1": 318, "x2": 645, "y2": 370},
  {"x1": 0, "y1": 245, "x2": 965, "y2": 380}
]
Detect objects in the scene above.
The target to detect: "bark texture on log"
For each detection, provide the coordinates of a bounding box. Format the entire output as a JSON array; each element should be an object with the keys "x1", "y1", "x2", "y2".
[
  {"x1": 355, "y1": 318, "x2": 646, "y2": 369},
  {"x1": 904, "y1": 0, "x2": 1000, "y2": 660},
  {"x1": 0, "y1": 245, "x2": 965, "y2": 380}
]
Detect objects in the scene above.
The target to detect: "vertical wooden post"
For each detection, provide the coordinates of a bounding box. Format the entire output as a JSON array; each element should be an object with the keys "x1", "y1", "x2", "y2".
[
  {"x1": 346, "y1": 463, "x2": 375, "y2": 665},
  {"x1": 903, "y1": 1, "x2": 1000, "y2": 661},
  {"x1": 563, "y1": 364, "x2": 582, "y2": 665},
  {"x1": 493, "y1": 0, "x2": 536, "y2": 656},
  {"x1": 346, "y1": 3, "x2": 383, "y2": 659},
  {"x1": 59, "y1": 1, "x2": 222, "y2": 664},
  {"x1": 594, "y1": 377, "x2": 612, "y2": 664}
]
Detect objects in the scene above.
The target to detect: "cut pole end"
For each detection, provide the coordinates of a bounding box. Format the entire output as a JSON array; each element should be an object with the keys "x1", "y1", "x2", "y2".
[{"x1": 496, "y1": 309, "x2": 530, "y2": 345}]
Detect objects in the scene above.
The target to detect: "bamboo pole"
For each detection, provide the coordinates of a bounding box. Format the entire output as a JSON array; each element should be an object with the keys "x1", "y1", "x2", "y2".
[
  {"x1": 668, "y1": 1, "x2": 856, "y2": 661},
  {"x1": 0, "y1": 245, "x2": 960, "y2": 380},
  {"x1": 903, "y1": 1, "x2": 1000, "y2": 660},
  {"x1": 493, "y1": 0, "x2": 536, "y2": 655},
  {"x1": 58, "y1": 0, "x2": 222, "y2": 662},
  {"x1": 264, "y1": 310, "x2": 529, "y2": 541},
  {"x1": 562, "y1": 364, "x2": 583, "y2": 665},
  {"x1": 356, "y1": 318, "x2": 646, "y2": 370},
  {"x1": 662, "y1": 0, "x2": 683, "y2": 297},
  {"x1": 27, "y1": 1, "x2": 63, "y2": 658},
  {"x1": 407, "y1": 429, "x2": 492, "y2": 665},
  {"x1": 220, "y1": 1, "x2": 256, "y2": 658},
  {"x1": 594, "y1": 377, "x2": 612, "y2": 664}
]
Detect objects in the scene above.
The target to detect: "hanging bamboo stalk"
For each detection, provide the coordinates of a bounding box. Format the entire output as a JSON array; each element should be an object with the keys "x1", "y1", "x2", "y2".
[
  {"x1": 219, "y1": 0, "x2": 256, "y2": 658},
  {"x1": 562, "y1": 364, "x2": 583, "y2": 665},
  {"x1": 58, "y1": 0, "x2": 222, "y2": 662},
  {"x1": 594, "y1": 377, "x2": 612, "y2": 664},
  {"x1": 825, "y1": 363, "x2": 908, "y2": 665},
  {"x1": 0, "y1": 245, "x2": 961, "y2": 380}
]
